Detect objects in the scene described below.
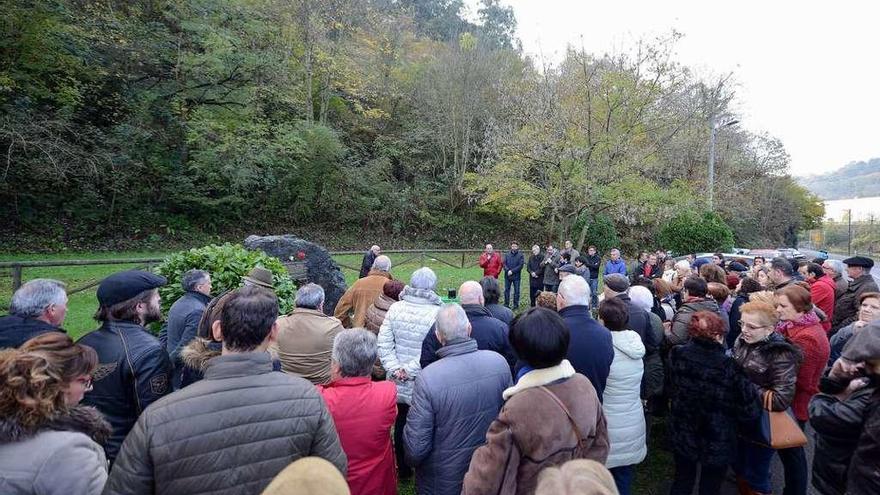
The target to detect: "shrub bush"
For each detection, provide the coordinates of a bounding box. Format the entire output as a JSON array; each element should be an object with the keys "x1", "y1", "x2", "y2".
[
  {"x1": 155, "y1": 243, "x2": 297, "y2": 314},
  {"x1": 659, "y1": 211, "x2": 735, "y2": 255}
]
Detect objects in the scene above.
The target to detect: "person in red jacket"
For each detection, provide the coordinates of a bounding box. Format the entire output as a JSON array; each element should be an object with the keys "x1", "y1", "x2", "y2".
[
  {"x1": 799, "y1": 262, "x2": 836, "y2": 333},
  {"x1": 479, "y1": 244, "x2": 503, "y2": 278},
  {"x1": 318, "y1": 329, "x2": 397, "y2": 495},
  {"x1": 774, "y1": 284, "x2": 830, "y2": 495}
]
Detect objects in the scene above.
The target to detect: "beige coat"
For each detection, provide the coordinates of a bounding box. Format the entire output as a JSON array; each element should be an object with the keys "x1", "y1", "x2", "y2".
[
  {"x1": 272, "y1": 308, "x2": 343, "y2": 385},
  {"x1": 334, "y1": 270, "x2": 392, "y2": 328}
]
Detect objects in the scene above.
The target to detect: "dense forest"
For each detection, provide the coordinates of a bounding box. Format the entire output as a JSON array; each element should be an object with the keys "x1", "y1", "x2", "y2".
[
  {"x1": 1, "y1": 0, "x2": 823, "y2": 251},
  {"x1": 798, "y1": 158, "x2": 880, "y2": 200}
]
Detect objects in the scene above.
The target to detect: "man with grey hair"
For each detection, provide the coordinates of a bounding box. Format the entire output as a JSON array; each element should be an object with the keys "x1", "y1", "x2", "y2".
[
  {"x1": 557, "y1": 275, "x2": 613, "y2": 400},
  {"x1": 160, "y1": 269, "x2": 212, "y2": 389},
  {"x1": 272, "y1": 283, "x2": 343, "y2": 384},
  {"x1": 823, "y1": 259, "x2": 849, "y2": 300},
  {"x1": 378, "y1": 267, "x2": 442, "y2": 479},
  {"x1": 318, "y1": 329, "x2": 398, "y2": 493},
  {"x1": 420, "y1": 281, "x2": 516, "y2": 370},
  {"x1": 0, "y1": 278, "x2": 68, "y2": 348},
  {"x1": 404, "y1": 303, "x2": 511, "y2": 495},
  {"x1": 335, "y1": 255, "x2": 393, "y2": 328},
  {"x1": 360, "y1": 245, "x2": 382, "y2": 279}
]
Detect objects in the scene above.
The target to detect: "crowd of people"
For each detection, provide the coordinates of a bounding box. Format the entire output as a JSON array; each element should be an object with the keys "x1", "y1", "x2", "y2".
[{"x1": 1, "y1": 242, "x2": 879, "y2": 495}]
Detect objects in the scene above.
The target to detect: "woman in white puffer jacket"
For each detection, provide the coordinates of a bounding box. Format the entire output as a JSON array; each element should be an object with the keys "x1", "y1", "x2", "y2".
[
  {"x1": 377, "y1": 267, "x2": 442, "y2": 478},
  {"x1": 597, "y1": 297, "x2": 647, "y2": 495}
]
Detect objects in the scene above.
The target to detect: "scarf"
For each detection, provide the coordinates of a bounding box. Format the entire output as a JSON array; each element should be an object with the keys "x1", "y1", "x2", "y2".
[{"x1": 776, "y1": 311, "x2": 820, "y2": 335}]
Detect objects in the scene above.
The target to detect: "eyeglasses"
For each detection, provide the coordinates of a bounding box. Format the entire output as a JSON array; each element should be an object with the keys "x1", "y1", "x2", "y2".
[{"x1": 74, "y1": 376, "x2": 93, "y2": 391}]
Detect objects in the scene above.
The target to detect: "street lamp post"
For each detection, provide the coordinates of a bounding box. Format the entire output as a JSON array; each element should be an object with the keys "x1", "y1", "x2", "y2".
[{"x1": 708, "y1": 116, "x2": 739, "y2": 210}]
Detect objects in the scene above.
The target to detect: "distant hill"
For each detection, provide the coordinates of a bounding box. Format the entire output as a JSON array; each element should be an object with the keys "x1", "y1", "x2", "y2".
[{"x1": 798, "y1": 158, "x2": 880, "y2": 200}]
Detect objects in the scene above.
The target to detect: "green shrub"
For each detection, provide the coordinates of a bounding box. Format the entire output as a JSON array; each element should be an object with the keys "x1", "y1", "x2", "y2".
[
  {"x1": 583, "y1": 215, "x2": 620, "y2": 254},
  {"x1": 659, "y1": 211, "x2": 735, "y2": 255},
  {"x1": 155, "y1": 243, "x2": 297, "y2": 314}
]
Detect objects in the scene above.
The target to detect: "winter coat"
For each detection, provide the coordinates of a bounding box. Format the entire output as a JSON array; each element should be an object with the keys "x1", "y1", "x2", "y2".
[
  {"x1": 420, "y1": 304, "x2": 517, "y2": 371},
  {"x1": 832, "y1": 273, "x2": 848, "y2": 301},
  {"x1": 503, "y1": 250, "x2": 525, "y2": 277},
  {"x1": 667, "y1": 338, "x2": 761, "y2": 467},
  {"x1": 777, "y1": 313, "x2": 831, "y2": 421},
  {"x1": 829, "y1": 322, "x2": 865, "y2": 366},
  {"x1": 159, "y1": 290, "x2": 210, "y2": 389},
  {"x1": 809, "y1": 375, "x2": 878, "y2": 495},
  {"x1": 104, "y1": 352, "x2": 347, "y2": 495},
  {"x1": 359, "y1": 250, "x2": 377, "y2": 279},
  {"x1": 584, "y1": 254, "x2": 601, "y2": 279},
  {"x1": 616, "y1": 294, "x2": 658, "y2": 352},
  {"x1": 603, "y1": 330, "x2": 647, "y2": 468},
  {"x1": 78, "y1": 320, "x2": 172, "y2": 463},
  {"x1": 541, "y1": 252, "x2": 561, "y2": 286},
  {"x1": 558, "y1": 305, "x2": 614, "y2": 401},
  {"x1": 318, "y1": 377, "x2": 397, "y2": 495},
  {"x1": 486, "y1": 303, "x2": 514, "y2": 326},
  {"x1": 462, "y1": 361, "x2": 609, "y2": 495},
  {"x1": 847, "y1": 386, "x2": 880, "y2": 495},
  {"x1": 405, "y1": 338, "x2": 512, "y2": 495},
  {"x1": 271, "y1": 307, "x2": 343, "y2": 385},
  {"x1": 727, "y1": 293, "x2": 750, "y2": 349},
  {"x1": 732, "y1": 332, "x2": 801, "y2": 412},
  {"x1": 479, "y1": 253, "x2": 504, "y2": 278},
  {"x1": 832, "y1": 274, "x2": 880, "y2": 332},
  {"x1": 378, "y1": 286, "x2": 443, "y2": 404},
  {"x1": 527, "y1": 254, "x2": 543, "y2": 287},
  {"x1": 0, "y1": 406, "x2": 110, "y2": 495},
  {"x1": 603, "y1": 259, "x2": 627, "y2": 277},
  {"x1": 641, "y1": 312, "x2": 665, "y2": 400},
  {"x1": 0, "y1": 315, "x2": 64, "y2": 349},
  {"x1": 668, "y1": 298, "x2": 729, "y2": 346},
  {"x1": 809, "y1": 274, "x2": 837, "y2": 333},
  {"x1": 364, "y1": 293, "x2": 396, "y2": 334},
  {"x1": 334, "y1": 270, "x2": 393, "y2": 328}
]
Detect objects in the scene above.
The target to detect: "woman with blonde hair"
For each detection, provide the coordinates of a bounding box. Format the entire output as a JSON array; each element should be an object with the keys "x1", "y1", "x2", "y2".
[
  {"x1": 731, "y1": 302, "x2": 801, "y2": 495},
  {"x1": 0, "y1": 333, "x2": 109, "y2": 494}
]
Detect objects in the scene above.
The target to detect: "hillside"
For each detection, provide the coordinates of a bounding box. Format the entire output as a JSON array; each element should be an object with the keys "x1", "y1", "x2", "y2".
[{"x1": 798, "y1": 158, "x2": 880, "y2": 199}]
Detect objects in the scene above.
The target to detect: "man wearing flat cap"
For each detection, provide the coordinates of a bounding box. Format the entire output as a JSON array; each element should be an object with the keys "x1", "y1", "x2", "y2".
[
  {"x1": 831, "y1": 256, "x2": 879, "y2": 334},
  {"x1": 809, "y1": 322, "x2": 880, "y2": 495},
  {"x1": 78, "y1": 269, "x2": 172, "y2": 464}
]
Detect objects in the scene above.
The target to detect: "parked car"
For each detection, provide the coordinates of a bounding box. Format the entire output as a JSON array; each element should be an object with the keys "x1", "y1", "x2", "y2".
[{"x1": 777, "y1": 248, "x2": 805, "y2": 260}]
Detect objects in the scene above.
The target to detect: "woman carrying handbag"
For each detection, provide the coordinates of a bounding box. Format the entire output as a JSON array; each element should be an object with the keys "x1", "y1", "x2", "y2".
[{"x1": 731, "y1": 301, "x2": 804, "y2": 495}]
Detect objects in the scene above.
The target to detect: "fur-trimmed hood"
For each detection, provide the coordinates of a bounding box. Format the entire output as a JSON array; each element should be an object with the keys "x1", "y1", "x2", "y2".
[
  {"x1": 181, "y1": 337, "x2": 222, "y2": 372},
  {"x1": 0, "y1": 405, "x2": 110, "y2": 445}
]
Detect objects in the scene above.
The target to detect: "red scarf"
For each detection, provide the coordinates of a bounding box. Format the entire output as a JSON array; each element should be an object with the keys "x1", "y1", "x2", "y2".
[{"x1": 776, "y1": 311, "x2": 820, "y2": 336}]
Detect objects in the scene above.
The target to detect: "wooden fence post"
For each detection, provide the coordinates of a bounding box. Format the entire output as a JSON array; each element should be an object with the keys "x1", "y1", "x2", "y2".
[{"x1": 12, "y1": 265, "x2": 22, "y2": 292}]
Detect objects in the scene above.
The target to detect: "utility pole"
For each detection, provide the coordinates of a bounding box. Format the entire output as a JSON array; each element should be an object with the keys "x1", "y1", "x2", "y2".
[
  {"x1": 847, "y1": 208, "x2": 853, "y2": 255},
  {"x1": 707, "y1": 116, "x2": 739, "y2": 211}
]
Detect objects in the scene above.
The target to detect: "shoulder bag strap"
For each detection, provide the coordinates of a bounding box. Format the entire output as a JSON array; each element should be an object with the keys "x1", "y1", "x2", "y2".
[{"x1": 538, "y1": 385, "x2": 586, "y2": 446}]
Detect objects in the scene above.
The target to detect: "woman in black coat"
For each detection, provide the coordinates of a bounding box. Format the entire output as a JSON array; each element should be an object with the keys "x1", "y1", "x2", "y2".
[
  {"x1": 668, "y1": 311, "x2": 761, "y2": 495},
  {"x1": 727, "y1": 277, "x2": 764, "y2": 349}
]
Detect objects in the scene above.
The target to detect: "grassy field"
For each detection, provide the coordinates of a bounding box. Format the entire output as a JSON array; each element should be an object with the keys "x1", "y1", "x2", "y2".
[{"x1": 0, "y1": 249, "x2": 672, "y2": 494}]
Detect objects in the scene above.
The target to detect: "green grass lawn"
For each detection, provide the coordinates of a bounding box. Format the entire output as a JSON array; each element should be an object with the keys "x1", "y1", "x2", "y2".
[{"x1": 0, "y1": 249, "x2": 671, "y2": 494}]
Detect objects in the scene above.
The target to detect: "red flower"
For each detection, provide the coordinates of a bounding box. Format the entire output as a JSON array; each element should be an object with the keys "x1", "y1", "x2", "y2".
[{"x1": 296, "y1": 251, "x2": 306, "y2": 260}]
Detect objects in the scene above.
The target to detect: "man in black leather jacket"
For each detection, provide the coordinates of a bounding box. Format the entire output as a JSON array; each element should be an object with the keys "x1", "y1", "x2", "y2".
[{"x1": 78, "y1": 270, "x2": 171, "y2": 464}]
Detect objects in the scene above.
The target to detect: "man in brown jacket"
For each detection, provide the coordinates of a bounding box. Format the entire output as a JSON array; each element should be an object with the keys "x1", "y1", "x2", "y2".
[
  {"x1": 272, "y1": 283, "x2": 344, "y2": 385},
  {"x1": 335, "y1": 255, "x2": 393, "y2": 328}
]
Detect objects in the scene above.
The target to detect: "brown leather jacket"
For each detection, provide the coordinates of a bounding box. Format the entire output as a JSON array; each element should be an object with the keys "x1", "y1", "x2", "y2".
[
  {"x1": 732, "y1": 332, "x2": 801, "y2": 411},
  {"x1": 334, "y1": 270, "x2": 393, "y2": 328},
  {"x1": 462, "y1": 363, "x2": 609, "y2": 495}
]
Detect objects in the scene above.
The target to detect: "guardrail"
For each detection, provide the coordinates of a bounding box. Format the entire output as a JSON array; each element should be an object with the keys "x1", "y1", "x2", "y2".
[{"x1": 0, "y1": 249, "x2": 485, "y2": 294}]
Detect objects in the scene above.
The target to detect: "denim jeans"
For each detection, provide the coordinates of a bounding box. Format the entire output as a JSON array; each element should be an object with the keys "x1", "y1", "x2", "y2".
[
  {"x1": 610, "y1": 465, "x2": 635, "y2": 495},
  {"x1": 588, "y1": 278, "x2": 599, "y2": 308},
  {"x1": 504, "y1": 274, "x2": 521, "y2": 308},
  {"x1": 734, "y1": 439, "x2": 774, "y2": 493}
]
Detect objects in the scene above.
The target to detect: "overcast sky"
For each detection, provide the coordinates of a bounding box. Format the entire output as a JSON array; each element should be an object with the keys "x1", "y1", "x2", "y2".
[{"x1": 464, "y1": 1, "x2": 880, "y2": 177}]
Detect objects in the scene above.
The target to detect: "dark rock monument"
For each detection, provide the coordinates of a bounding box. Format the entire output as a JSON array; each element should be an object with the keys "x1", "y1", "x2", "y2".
[{"x1": 244, "y1": 235, "x2": 348, "y2": 315}]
